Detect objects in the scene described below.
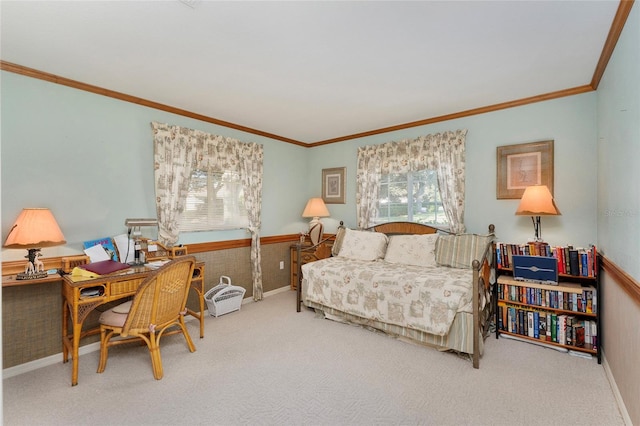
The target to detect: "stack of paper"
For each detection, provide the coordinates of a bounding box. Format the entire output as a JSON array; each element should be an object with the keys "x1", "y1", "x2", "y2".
[{"x1": 147, "y1": 260, "x2": 170, "y2": 269}]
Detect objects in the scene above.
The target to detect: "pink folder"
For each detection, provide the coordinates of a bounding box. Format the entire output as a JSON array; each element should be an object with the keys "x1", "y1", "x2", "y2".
[{"x1": 79, "y1": 260, "x2": 131, "y2": 275}]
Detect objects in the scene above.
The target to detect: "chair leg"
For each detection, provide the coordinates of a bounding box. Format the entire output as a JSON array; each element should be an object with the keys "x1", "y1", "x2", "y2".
[
  {"x1": 97, "y1": 327, "x2": 113, "y2": 373},
  {"x1": 179, "y1": 317, "x2": 196, "y2": 353},
  {"x1": 148, "y1": 333, "x2": 164, "y2": 380}
]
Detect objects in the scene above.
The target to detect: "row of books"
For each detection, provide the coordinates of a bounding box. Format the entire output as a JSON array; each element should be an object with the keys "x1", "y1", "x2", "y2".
[
  {"x1": 498, "y1": 302, "x2": 597, "y2": 350},
  {"x1": 498, "y1": 283, "x2": 597, "y2": 314},
  {"x1": 495, "y1": 242, "x2": 598, "y2": 278}
]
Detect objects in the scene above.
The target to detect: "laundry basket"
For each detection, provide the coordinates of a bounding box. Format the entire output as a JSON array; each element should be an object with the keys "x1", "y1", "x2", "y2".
[{"x1": 204, "y1": 276, "x2": 246, "y2": 317}]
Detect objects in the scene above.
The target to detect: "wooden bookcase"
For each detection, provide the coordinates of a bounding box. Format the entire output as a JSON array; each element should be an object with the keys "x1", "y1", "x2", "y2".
[{"x1": 494, "y1": 246, "x2": 601, "y2": 364}]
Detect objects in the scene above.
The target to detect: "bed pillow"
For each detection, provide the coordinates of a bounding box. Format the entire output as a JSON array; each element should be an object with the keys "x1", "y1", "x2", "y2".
[
  {"x1": 383, "y1": 234, "x2": 439, "y2": 267},
  {"x1": 337, "y1": 228, "x2": 388, "y2": 261},
  {"x1": 435, "y1": 233, "x2": 493, "y2": 269}
]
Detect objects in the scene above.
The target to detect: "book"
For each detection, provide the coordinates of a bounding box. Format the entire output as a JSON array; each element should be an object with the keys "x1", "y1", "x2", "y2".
[
  {"x1": 538, "y1": 314, "x2": 547, "y2": 341},
  {"x1": 557, "y1": 315, "x2": 567, "y2": 345},
  {"x1": 574, "y1": 325, "x2": 585, "y2": 347},
  {"x1": 79, "y1": 259, "x2": 130, "y2": 275},
  {"x1": 83, "y1": 237, "x2": 119, "y2": 262},
  {"x1": 568, "y1": 249, "x2": 580, "y2": 276}
]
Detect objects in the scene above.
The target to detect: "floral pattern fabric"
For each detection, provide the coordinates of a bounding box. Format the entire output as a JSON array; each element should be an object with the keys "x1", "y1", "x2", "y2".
[
  {"x1": 356, "y1": 129, "x2": 467, "y2": 233},
  {"x1": 383, "y1": 233, "x2": 439, "y2": 267},
  {"x1": 336, "y1": 228, "x2": 388, "y2": 261},
  {"x1": 302, "y1": 257, "x2": 473, "y2": 336},
  {"x1": 151, "y1": 122, "x2": 264, "y2": 300}
]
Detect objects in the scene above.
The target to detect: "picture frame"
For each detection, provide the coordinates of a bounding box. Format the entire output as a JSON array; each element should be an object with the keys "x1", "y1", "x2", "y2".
[
  {"x1": 496, "y1": 140, "x2": 554, "y2": 199},
  {"x1": 322, "y1": 167, "x2": 346, "y2": 204}
]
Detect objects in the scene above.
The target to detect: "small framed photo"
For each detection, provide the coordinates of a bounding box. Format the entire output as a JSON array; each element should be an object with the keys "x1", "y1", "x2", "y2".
[
  {"x1": 497, "y1": 140, "x2": 554, "y2": 199},
  {"x1": 322, "y1": 167, "x2": 346, "y2": 204}
]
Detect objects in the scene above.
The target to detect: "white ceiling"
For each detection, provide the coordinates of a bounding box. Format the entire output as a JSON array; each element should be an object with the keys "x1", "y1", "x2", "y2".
[{"x1": 0, "y1": 1, "x2": 620, "y2": 144}]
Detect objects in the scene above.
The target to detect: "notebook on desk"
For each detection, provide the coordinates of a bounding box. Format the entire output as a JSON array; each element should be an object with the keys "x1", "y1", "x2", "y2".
[{"x1": 79, "y1": 260, "x2": 131, "y2": 275}]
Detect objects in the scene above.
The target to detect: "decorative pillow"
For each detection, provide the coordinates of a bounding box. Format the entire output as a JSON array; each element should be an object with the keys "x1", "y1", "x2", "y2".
[
  {"x1": 435, "y1": 233, "x2": 493, "y2": 269},
  {"x1": 383, "y1": 234, "x2": 439, "y2": 267},
  {"x1": 331, "y1": 226, "x2": 347, "y2": 257},
  {"x1": 337, "y1": 228, "x2": 388, "y2": 261}
]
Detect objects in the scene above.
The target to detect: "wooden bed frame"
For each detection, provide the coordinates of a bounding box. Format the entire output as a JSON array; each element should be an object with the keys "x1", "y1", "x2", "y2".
[{"x1": 296, "y1": 221, "x2": 495, "y2": 368}]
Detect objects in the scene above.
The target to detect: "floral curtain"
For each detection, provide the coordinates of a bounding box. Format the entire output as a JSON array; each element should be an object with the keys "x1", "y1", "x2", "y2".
[
  {"x1": 151, "y1": 122, "x2": 264, "y2": 300},
  {"x1": 356, "y1": 129, "x2": 467, "y2": 233}
]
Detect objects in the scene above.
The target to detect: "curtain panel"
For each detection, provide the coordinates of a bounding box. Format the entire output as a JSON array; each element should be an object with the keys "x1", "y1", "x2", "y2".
[
  {"x1": 151, "y1": 122, "x2": 264, "y2": 300},
  {"x1": 356, "y1": 129, "x2": 467, "y2": 233}
]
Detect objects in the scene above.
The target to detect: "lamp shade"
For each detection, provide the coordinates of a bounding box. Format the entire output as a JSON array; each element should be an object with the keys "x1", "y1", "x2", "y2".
[
  {"x1": 124, "y1": 218, "x2": 158, "y2": 227},
  {"x1": 515, "y1": 185, "x2": 561, "y2": 216},
  {"x1": 302, "y1": 198, "x2": 330, "y2": 218},
  {"x1": 4, "y1": 208, "x2": 66, "y2": 248}
]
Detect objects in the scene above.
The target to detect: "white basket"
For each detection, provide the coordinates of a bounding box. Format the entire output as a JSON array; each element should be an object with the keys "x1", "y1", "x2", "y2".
[{"x1": 204, "y1": 276, "x2": 246, "y2": 317}]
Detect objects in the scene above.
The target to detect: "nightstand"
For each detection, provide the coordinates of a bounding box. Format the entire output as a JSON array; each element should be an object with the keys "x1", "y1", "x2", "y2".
[{"x1": 289, "y1": 241, "x2": 334, "y2": 290}]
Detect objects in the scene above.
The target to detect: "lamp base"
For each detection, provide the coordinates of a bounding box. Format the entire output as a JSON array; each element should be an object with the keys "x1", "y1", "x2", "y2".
[
  {"x1": 16, "y1": 271, "x2": 48, "y2": 280},
  {"x1": 17, "y1": 248, "x2": 48, "y2": 280},
  {"x1": 308, "y1": 220, "x2": 324, "y2": 246}
]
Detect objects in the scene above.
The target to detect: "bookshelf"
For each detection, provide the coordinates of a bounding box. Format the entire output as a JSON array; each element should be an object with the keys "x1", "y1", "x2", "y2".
[{"x1": 494, "y1": 242, "x2": 601, "y2": 363}]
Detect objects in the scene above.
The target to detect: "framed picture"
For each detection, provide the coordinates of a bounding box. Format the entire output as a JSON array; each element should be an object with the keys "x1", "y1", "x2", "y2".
[
  {"x1": 496, "y1": 140, "x2": 554, "y2": 199},
  {"x1": 322, "y1": 167, "x2": 346, "y2": 204}
]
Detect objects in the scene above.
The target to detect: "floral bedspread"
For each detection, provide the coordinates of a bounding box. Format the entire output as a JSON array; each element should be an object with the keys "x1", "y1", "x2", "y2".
[{"x1": 302, "y1": 257, "x2": 473, "y2": 336}]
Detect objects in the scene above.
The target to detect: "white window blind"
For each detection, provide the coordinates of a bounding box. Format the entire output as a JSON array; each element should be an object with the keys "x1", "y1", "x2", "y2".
[{"x1": 180, "y1": 169, "x2": 249, "y2": 232}]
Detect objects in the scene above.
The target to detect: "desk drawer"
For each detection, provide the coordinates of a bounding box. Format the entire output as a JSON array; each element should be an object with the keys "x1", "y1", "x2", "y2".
[{"x1": 109, "y1": 278, "x2": 144, "y2": 296}]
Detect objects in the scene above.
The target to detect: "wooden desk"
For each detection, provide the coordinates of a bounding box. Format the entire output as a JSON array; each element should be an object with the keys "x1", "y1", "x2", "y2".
[
  {"x1": 2, "y1": 273, "x2": 62, "y2": 287},
  {"x1": 61, "y1": 262, "x2": 205, "y2": 386}
]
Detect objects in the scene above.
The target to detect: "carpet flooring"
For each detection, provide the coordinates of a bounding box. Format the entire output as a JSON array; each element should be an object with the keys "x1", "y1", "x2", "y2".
[{"x1": 3, "y1": 290, "x2": 624, "y2": 425}]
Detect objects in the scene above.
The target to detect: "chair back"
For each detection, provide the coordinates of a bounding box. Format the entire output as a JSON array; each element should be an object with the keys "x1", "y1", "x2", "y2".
[{"x1": 122, "y1": 256, "x2": 196, "y2": 337}]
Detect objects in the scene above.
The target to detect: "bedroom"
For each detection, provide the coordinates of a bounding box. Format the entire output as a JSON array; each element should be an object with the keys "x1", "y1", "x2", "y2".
[{"x1": 1, "y1": 1, "x2": 639, "y2": 424}]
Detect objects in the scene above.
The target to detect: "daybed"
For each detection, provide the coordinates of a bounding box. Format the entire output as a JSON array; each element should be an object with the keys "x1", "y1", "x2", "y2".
[{"x1": 296, "y1": 222, "x2": 495, "y2": 368}]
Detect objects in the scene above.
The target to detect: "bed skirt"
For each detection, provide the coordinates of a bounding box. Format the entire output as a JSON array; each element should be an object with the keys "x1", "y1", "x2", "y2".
[{"x1": 303, "y1": 300, "x2": 483, "y2": 357}]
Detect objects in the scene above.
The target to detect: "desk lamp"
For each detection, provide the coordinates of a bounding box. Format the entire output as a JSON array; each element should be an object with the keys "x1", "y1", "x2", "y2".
[
  {"x1": 515, "y1": 185, "x2": 560, "y2": 242},
  {"x1": 4, "y1": 208, "x2": 66, "y2": 280},
  {"x1": 124, "y1": 218, "x2": 158, "y2": 264},
  {"x1": 302, "y1": 198, "x2": 330, "y2": 245}
]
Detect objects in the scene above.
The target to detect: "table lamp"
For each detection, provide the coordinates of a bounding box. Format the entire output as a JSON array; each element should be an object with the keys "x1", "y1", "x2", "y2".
[
  {"x1": 4, "y1": 208, "x2": 66, "y2": 280},
  {"x1": 124, "y1": 218, "x2": 158, "y2": 264},
  {"x1": 515, "y1": 185, "x2": 561, "y2": 242},
  {"x1": 302, "y1": 197, "x2": 330, "y2": 245}
]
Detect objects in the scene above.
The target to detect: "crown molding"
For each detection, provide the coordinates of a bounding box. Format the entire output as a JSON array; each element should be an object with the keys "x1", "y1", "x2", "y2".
[
  {"x1": 590, "y1": 0, "x2": 635, "y2": 90},
  {"x1": 0, "y1": 60, "x2": 306, "y2": 147}
]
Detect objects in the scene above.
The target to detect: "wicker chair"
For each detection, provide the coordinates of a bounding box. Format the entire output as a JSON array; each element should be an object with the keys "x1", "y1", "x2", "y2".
[{"x1": 97, "y1": 256, "x2": 197, "y2": 380}]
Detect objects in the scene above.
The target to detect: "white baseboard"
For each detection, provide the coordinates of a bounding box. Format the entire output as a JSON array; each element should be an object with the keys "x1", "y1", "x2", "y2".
[
  {"x1": 2, "y1": 341, "x2": 102, "y2": 379},
  {"x1": 2, "y1": 285, "x2": 291, "y2": 379},
  {"x1": 602, "y1": 349, "x2": 632, "y2": 426}
]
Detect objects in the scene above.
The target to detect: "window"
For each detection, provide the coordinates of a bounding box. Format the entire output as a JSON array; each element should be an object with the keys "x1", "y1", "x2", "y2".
[
  {"x1": 179, "y1": 169, "x2": 248, "y2": 232},
  {"x1": 377, "y1": 170, "x2": 448, "y2": 225}
]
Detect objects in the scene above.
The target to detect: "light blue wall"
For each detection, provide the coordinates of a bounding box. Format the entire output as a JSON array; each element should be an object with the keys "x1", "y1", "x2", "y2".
[
  {"x1": 1, "y1": 70, "x2": 599, "y2": 257},
  {"x1": 310, "y1": 93, "x2": 599, "y2": 248},
  {"x1": 596, "y1": 4, "x2": 640, "y2": 281},
  {"x1": 0, "y1": 71, "x2": 310, "y2": 254}
]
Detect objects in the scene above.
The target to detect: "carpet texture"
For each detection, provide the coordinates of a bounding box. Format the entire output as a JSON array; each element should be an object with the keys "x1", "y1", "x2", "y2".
[{"x1": 3, "y1": 290, "x2": 624, "y2": 425}]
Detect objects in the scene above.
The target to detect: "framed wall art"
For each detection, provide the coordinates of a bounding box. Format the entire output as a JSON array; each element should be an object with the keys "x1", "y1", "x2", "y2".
[
  {"x1": 322, "y1": 167, "x2": 346, "y2": 204},
  {"x1": 496, "y1": 140, "x2": 554, "y2": 199}
]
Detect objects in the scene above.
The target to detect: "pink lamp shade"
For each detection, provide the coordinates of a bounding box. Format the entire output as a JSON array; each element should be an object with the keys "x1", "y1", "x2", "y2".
[
  {"x1": 4, "y1": 208, "x2": 66, "y2": 248},
  {"x1": 515, "y1": 185, "x2": 560, "y2": 241},
  {"x1": 515, "y1": 185, "x2": 561, "y2": 216},
  {"x1": 4, "y1": 208, "x2": 66, "y2": 280}
]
